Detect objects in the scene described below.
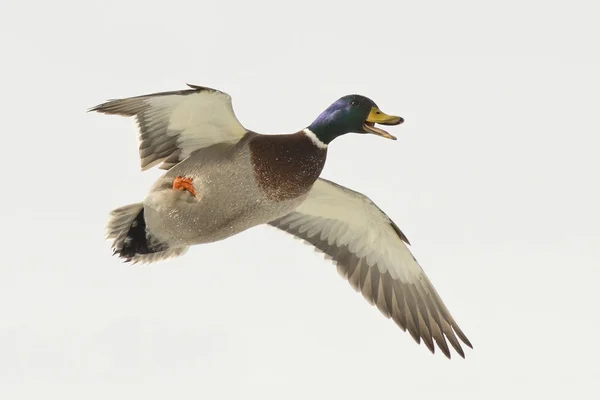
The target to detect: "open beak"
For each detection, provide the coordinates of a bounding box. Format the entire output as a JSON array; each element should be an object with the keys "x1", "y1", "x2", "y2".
[{"x1": 363, "y1": 107, "x2": 404, "y2": 140}]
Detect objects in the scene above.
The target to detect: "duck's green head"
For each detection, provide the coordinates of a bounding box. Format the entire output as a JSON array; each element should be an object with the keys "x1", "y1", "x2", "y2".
[{"x1": 307, "y1": 95, "x2": 403, "y2": 145}]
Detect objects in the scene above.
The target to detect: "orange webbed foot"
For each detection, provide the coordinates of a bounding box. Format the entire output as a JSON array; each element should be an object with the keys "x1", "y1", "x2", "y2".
[{"x1": 173, "y1": 176, "x2": 197, "y2": 197}]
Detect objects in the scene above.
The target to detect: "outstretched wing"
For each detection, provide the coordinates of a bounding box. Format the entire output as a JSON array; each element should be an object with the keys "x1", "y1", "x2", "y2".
[
  {"x1": 90, "y1": 84, "x2": 247, "y2": 170},
  {"x1": 269, "y1": 178, "x2": 472, "y2": 358}
]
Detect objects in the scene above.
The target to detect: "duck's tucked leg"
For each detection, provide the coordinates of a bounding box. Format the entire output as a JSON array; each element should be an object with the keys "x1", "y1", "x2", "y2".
[{"x1": 173, "y1": 176, "x2": 197, "y2": 197}]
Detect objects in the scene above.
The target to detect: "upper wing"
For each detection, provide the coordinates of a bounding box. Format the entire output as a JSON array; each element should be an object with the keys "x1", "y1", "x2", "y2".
[
  {"x1": 269, "y1": 178, "x2": 472, "y2": 358},
  {"x1": 90, "y1": 84, "x2": 247, "y2": 170}
]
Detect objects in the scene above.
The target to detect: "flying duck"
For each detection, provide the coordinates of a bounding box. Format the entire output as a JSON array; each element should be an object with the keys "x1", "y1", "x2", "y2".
[{"x1": 90, "y1": 84, "x2": 472, "y2": 358}]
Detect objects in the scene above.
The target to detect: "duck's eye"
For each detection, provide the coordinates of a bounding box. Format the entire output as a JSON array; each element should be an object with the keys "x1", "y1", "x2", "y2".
[{"x1": 350, "y1": 100, "x2": 359, "y2": 106}]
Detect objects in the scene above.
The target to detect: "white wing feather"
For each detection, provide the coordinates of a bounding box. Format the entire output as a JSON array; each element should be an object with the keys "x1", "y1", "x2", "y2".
[
  {"x1": 270, "y1": 178, "x2": 472, "y2": 358},
  {"x1": 90, "y1": 84, "x2": 247, "y2": 170}
]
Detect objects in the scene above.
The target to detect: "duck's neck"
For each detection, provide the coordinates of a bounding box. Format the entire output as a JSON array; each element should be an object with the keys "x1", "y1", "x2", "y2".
[
  {"x1": 302, "y1": 128, "x2": 328, "y2": 149},
  {"x1": 307, "y1": 110, "x2": 351, "y2": 145}
]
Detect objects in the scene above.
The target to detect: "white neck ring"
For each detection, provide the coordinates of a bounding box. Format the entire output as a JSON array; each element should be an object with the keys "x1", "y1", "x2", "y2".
[{"x1": 303, "y1": 128, "x2": 328, "y2": 149}]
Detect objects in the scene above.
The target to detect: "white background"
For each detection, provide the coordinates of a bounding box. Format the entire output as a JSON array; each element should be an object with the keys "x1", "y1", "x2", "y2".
[{"x1": 1, "y1": 0, "x2": 599, "y2": 398}]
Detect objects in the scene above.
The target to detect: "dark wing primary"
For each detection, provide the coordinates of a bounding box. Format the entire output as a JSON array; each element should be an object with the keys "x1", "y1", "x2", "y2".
[
  {"x1": 269, "y1": 178, "x2": 472, "y2": 358},
  {"x1": 90, "y1": 84, "x2": 247, "y2": 170}
]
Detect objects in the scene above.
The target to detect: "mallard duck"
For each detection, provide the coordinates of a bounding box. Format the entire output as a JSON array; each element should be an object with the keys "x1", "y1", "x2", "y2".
[{"x1": 91, "y1": 84, "x2": 472, "y2": 358}]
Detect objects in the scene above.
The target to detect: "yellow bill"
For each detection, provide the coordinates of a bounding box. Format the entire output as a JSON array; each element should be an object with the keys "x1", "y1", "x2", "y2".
[{"x1": 364, "y1": 107, "x2": 404, "y2": 140}]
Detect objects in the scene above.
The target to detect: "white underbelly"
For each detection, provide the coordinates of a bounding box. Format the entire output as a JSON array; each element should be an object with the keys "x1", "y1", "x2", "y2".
[{"x1": 143, "y1": 181, "x2": 305, "y2": 247}]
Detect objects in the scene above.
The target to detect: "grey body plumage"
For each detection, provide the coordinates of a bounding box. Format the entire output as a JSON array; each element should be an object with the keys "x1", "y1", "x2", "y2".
[{"x1": 144, "y1": 132, "x2": 325, "y2": 248}]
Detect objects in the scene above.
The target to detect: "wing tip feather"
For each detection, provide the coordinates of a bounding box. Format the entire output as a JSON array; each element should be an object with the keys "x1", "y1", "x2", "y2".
[
  {"x1": 88, "y1": 98, "x2": 145, "y2": 117},
  {"x1": 453, "y1": 324, "x2": 473, "y2": 349}
]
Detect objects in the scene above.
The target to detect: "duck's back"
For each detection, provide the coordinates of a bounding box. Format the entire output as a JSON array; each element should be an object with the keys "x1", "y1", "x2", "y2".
[{"x1": 144, "y1": 132, "x2": 327, "y2": 246}]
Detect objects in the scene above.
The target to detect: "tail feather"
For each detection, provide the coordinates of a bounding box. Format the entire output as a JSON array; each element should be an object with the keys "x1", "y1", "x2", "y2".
[{"x1": 106, "y1": 203, "x2": 188, "y2": 264}]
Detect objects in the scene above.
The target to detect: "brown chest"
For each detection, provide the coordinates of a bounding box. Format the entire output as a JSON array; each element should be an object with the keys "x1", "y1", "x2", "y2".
[{"x1": 249, "y1": 132, "x2": 327, "y2": 201}]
